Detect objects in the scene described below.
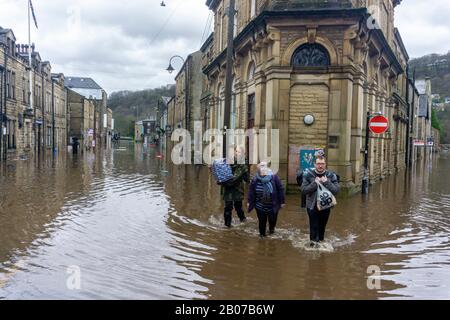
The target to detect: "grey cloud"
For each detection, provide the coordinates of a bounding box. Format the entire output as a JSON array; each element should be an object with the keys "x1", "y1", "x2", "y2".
[{"x1": 2, "y1": 0, "x2": 449, "y2": 92}]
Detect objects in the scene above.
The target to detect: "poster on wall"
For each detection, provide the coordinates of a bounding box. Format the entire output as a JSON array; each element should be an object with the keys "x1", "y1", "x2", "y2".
[
  {"x1": 300, "y1": 149, "x2": 315, "y2": 171},
  {"x1": 288, "y1": 145, "x2": 326, "y2": 184}
]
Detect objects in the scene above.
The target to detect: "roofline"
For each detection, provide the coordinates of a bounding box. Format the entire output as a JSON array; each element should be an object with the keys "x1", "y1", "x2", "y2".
[
  {"x1": 200, "y1": 32, "x2": 214, "y2": 52},
  {"x1": 203, "y1": 8, "x2": 374, "y2": 75},
  {"x1": 174, "y1": 53, "x2": 196, "y2": 80},
  {"x1": 65, "y1": 76, "x2": 103, "y2": 90},
  {"x1": 394, "y1": 28, "x2": 409, "y2": 61},
  {"x1": 205, "y1": 0, "x2": 219, "y2": 10}
]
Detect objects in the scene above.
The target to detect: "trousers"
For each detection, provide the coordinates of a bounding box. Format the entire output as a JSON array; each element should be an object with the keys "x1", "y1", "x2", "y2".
[
  {"x1": 307, "y1": 207, "x2": 331, "y2": 242},
  {"x1": 224, "y1": 201, "x2": 246, "y2": 227}
]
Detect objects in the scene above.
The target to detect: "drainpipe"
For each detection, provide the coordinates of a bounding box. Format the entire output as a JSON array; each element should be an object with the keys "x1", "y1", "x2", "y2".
[
  {"x1": 1, "y1": 43, "x2": 8, "y2": 162},
  {"x1": 52, "y1": 79, "x2": 55, "y2": 153},
  {"x1": 185, "y1": 56, "x2": 190, "y2": 132},
  {"x1": 405, "y1": 65, "x2": 410, "y2": 166},
  {"x1": 40, "y1": 73, "x2": 44, "y2": 155},
  {"x1": 0, "y1": 53, "x2": 4, "y2": 163}
]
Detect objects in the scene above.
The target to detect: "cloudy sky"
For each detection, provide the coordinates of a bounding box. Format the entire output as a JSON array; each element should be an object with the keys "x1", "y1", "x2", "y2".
[{"x1": 0, "y1": 0, "x2": 449, "y2": 94}]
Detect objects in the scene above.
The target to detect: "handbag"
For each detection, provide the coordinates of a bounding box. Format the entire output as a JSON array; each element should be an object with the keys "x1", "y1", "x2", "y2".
[
  {"x1": 316, "y1": 182, "x2": 337, "y2": 211},
  {"x1": 211, "y1": 158, "x2": 234, "y2": 184}
]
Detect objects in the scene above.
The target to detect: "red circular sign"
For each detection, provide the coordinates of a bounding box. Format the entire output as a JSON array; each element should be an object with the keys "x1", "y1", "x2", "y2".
[{"x1": 369, "y1": 115, "x2": 389, "y2": 134}]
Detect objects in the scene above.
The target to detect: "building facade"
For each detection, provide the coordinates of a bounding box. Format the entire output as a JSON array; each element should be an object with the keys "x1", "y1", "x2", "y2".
[
  {"x1": 1, "y1": 26, "x2": 67, "y2": 162},
  {"x1": 412, "y1": 78, "x2": 433, "y2": 159},
  {"x1": 203, "y1": 0, "x2": 412, "y2": 194},
  {"x1": 67, "y1": 88, "x2": 96, "y2": 151},
  {"x1": 65, "y1": 76, "x2": 109, "y2": 149},
  {"x1": 169, "y1": 51, "x2": 204, "y2": 137}
]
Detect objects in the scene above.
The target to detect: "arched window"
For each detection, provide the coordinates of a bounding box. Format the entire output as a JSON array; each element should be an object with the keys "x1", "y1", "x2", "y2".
[
  {"x1": 291, "y1": 43, "x2": 330, "y2": 67},
  {"x1": 247, "y1": 61, "x2": 255, "y2": 81}
]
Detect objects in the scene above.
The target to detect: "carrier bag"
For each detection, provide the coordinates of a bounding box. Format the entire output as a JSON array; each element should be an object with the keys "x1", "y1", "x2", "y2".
[
  {"x1": 316, "y1": 182, "x2": 337, "y2": 211},
  {"x1": 212, "y1": 158, "x2": 234, "y2": 184}
]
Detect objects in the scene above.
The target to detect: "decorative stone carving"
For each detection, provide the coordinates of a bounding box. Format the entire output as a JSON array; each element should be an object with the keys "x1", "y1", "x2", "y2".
[{"x1": 291, "y1": 43, "x2": 330, "y2": 67}]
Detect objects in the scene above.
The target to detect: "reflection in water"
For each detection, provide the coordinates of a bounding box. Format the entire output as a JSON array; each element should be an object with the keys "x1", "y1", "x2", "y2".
[{"x1": 0, "y1": 143, "x2": 449, "y2": 299}]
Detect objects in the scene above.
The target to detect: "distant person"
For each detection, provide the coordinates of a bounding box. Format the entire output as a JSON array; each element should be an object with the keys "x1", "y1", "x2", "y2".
[
  {"x1": 248, "y1": 162, "x2": 285, "y2": 238},
  {"x1": 72, "y1": 137, "x2": 79, "y2": 155},
  {"x1": 218, "y1": 146, "x2": 249, "y2": 228},
  {"x1": 300, "y1": 152, "x2": 340, "y2": 247}
]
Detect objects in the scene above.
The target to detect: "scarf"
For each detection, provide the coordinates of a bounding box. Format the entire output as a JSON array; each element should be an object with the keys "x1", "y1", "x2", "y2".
[{"x1": 256, "y1": 173, "x2": 274, "y2": 201}]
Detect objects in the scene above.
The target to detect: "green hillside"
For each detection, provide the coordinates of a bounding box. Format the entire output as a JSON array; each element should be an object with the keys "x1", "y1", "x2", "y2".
[{"x1": 108, "y1": 85, "x2": 175, "y2": 137}]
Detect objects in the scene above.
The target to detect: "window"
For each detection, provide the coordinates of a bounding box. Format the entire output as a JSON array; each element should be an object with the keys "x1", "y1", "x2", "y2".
[
  {"x1": 247, "y1": 62, "x2": 255, "y2": 81},
  {"x1": 47, "y1": 126, "x2": 52, "y2": 147},
  {"x1": 11, "y1": 72, "x2": 16, "y2": 99},
  {"x1": 46, "y1": 92, "x2": 51, "y2": 113},
  {"x1": 7, "y1": 120, "x2": 16, "y2": 149},
  {"x1": 22, "y1": 77, "x2": 26, "y2": 102},
  {"x1": 6, "y1": 71, "x2": 17, "y2": 99},
  {"x1": 247, "y1": 94, "x2": 255, "y2": 129},
  {"x1": 25, "y1": 122, "x2": 32, "y2": 148},
  {"x1": 36, "y1": 85, "x2": 40, "y2": 107},
  {"x1": 291, "y1": 43, "x2": 330, "y2": 67}
]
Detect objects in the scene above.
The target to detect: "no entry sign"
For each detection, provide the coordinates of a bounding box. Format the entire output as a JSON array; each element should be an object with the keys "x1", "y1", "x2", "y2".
[{"x1": 369, "y1": 115, "x2": 389, "y2": 134}]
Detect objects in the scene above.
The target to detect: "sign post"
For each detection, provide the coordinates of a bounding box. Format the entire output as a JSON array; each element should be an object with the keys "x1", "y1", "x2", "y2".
[{"x1": 362, "y1": 113, "x2": 389, "y2": 194}]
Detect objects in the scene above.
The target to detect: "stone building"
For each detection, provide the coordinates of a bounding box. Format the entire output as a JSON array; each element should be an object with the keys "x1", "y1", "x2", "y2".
[
  {"x1": 413, "y1": 78, "x2": 432, "y2": 159},
  {"x1": 67, "y1": 88, "x2": 96, "y2": 151},
  {"x1": 200, "y1": 33, "x2": 215, "y2": 133},
  {"x1": 65, "y1": 76, "x2": 108, "y2": 148},
  {"x1": 169, "y1": 51, "x2": 204, "y2": 136},
  {"x1": 203, "y1": 0, "x2": 412, "y2": 194},
  {"x1": 0, "y1": 26, "x2": 67, "y2": 161}
]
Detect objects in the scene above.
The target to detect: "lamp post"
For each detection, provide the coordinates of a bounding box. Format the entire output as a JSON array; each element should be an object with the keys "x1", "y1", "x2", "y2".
[
  {"x1": 166, "y1": 55, "x2": 189, "y2": 132},
  {"x1": 166, "y1": 55, "x2": 185, "y2": 74}
]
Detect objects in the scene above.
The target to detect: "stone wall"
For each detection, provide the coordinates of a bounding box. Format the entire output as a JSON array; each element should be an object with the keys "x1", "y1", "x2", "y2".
[{"x1": 289, "y1": 84, "x2": 329, "y2": 148}]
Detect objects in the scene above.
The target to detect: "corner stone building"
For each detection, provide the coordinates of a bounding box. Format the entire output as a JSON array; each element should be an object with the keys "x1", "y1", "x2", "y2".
[{"x1": 203, "y1": 0, "x2": 410, "y2": 195}]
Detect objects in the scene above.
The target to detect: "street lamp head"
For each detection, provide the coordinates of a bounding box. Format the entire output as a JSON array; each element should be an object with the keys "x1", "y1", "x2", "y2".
[{"x1": 166, "y1": 63, "x2": 175, "y2": 74}]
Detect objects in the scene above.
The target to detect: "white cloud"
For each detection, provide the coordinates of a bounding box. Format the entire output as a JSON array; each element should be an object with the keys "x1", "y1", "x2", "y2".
[
  {"x1": 395, "y1": 0, "x2": 450, "y2": 58},
  {"x1": 0, "y1": 0, "x2": 211, "y2": 93}
]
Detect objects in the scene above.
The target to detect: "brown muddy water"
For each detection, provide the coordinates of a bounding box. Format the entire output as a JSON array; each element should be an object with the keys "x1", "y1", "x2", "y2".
[{"x1": 0, "y1": 142, "x2": 449, "y2": 299}]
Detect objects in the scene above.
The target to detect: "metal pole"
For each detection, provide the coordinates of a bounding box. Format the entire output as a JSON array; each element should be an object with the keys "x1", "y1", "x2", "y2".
[
  {"x1": 223, "y1": 0, "x2": 235, "y2": 159},
  {"x1": 362, "y1": 111, "x2": 371, "y2": 194},
  {"x1": 28, "y1": 1, "x2": 33, "y2": 112}
]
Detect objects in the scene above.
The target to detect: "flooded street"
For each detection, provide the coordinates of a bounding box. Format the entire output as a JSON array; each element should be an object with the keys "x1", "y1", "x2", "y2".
[{"x1": 0, "y1": 143, "x2": 449, "y2": 300}]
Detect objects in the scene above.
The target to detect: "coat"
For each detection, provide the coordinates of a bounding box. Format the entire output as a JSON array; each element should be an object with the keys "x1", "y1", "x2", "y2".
[
  {"x1": 248, "y1": 174, "x2": 286, "y2": 213},
  {"x1": 221, "y1": 163, "x2": 249, "y2": 202},
  {"x1": 300, "y1": 169, "x2": 340, "y2": 210}
]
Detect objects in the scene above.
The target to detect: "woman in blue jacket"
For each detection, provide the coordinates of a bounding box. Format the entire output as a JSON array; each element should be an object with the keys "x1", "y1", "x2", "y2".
[{"x1": 248, "y1": 162, "x2": 286, "y2": 238}]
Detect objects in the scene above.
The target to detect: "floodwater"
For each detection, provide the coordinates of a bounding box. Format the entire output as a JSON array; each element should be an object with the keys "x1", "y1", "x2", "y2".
[{"x1": 0, "y1": 142, "x2": 449, "y2": 300}]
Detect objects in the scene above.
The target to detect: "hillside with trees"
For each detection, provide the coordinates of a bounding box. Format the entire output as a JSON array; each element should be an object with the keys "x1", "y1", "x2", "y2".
[{"x1": 108, "y1": 85, "x2": 175, "y2": 137}]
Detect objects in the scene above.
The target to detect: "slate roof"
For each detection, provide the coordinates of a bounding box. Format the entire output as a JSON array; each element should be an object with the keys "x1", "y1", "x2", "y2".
[{"x1": 65, "y1": 77, "x2": 103, "y2": 90}]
